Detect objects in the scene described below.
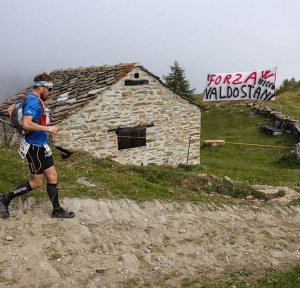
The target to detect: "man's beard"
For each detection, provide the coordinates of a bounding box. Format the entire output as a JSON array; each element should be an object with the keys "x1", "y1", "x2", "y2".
[{"x1": 41, "y1": 93, "x2": 47, "y2": 101}]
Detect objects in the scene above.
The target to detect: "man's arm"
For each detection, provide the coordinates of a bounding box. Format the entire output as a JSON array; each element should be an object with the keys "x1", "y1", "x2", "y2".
[{"x1": 23, "y1": 115, "x2": 59, "y2": 134}]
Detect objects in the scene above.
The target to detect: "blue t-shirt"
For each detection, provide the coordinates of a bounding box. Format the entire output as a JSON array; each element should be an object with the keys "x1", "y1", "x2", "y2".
[{"x1": 23, "y1": 92, "x2": 48, "y2": 146}]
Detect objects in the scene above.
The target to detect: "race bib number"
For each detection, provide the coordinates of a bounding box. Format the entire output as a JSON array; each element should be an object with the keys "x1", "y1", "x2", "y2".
[
  {"x1": 44, "y1": 144, "x2": 52, "y2": 157},
  {"x1": 18, "y1": 138, "x2": 30, "y2": 159}
]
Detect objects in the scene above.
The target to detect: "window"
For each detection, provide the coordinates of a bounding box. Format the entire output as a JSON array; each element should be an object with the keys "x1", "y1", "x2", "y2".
[
  {"x1": 124, "y1": 79, "x2": 149, "y2": 86},
  {"x1": 116, "y1": 126, "x2": 146, "y2": 150}
]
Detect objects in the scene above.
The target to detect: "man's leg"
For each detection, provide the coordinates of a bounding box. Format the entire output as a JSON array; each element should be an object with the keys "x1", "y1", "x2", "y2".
[
  {"x1": 0, "y1": 174, "x2": 44, "y2": 218},
  {"x1": 44, "y1": 165, "x2": 60, "y2": 209},
  {"x1": 44, "y1": 165, "x2": 75, "y2": 218}
]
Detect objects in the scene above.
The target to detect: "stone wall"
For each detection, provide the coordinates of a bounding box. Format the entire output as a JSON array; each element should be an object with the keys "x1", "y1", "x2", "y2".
[
  {"x1": 251, "y1": 104, "x2": 300, "y2": 141},
  {"x1": 0, "y1": 116, "x2": 16, "y2": 146},
  {"x1": 55, "y1": 67, "x2": 201, "y2": 165}
]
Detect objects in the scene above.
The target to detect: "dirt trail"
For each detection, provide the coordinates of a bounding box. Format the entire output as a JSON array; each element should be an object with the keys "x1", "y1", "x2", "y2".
[{"x1": 1, "y1": 198, "x2": 300, "y2": 288}]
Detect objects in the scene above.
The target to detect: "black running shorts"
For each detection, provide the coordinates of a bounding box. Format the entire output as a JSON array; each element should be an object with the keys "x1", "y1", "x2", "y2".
[{"x1": 26, "y1": 145, "x2": 54, "y2": 175}]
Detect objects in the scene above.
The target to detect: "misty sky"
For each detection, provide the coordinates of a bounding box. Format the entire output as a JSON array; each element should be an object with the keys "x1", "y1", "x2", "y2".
[{"x1": 0, "y1": 0, "x2": 300, "y2": 101}]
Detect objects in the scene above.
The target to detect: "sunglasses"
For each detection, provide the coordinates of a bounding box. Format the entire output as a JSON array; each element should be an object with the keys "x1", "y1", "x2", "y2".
[{"x1": 44, "y1": 86, "x2": 53, "y2": 92}]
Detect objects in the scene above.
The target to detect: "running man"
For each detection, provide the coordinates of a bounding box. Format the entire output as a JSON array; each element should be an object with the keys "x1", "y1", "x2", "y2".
[{"x1": 0, "y1": 72, "x2": 75, "y2": 219}]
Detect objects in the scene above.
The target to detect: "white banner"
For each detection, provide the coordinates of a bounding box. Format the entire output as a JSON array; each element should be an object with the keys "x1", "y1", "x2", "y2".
[{"x1": 203, "y1": 68, "x2": 277, "y2": 101}]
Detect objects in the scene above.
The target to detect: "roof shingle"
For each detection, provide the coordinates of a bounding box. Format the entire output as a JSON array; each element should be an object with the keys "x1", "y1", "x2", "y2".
[{"x1": 0, "y1": 63, "x2": 137, "y2": 124}]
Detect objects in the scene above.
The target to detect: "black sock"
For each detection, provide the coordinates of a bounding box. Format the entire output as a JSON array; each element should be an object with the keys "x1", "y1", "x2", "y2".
[
  {"x1": 47, "y1": 183, "x2": 61, "y2": 210},
  {"x1": 3, "y1": 182, "x2": 33, "y2": 204}
]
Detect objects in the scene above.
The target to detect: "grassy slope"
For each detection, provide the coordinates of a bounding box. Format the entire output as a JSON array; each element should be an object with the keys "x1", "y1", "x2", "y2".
[
  {"x1": 182, "y1": 264, "x2": 300, "y2": 288},
  {"x1": 0, "y1": 88, "x2": 300, "y2": 288},
  {"x1": 199, "y1": 105, "x2": 298, "y2": 186},
  {"x1": 187, "y1": 90, "x2": 300, "y2": 287},
  {"x1": 192, "y1": 88, "x2": 300, "y2": 186},
  {"x1": 265, "y1": 88, "x2": 300, "y2": 119},
  {"x1": 1, "y1": 146, "x2": 266, "y2": 204},
  {"x1": 0, "y1": 89, "x2": 299, "y2": 199}
]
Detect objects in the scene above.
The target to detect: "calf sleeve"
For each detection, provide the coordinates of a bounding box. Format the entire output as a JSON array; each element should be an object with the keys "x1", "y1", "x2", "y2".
[
  {"x1": 47, "y1": 183, "x2": 61, "y2": 210},
  {"x1": 3, "y1": 182, "x2": 33, "y2": 204}
]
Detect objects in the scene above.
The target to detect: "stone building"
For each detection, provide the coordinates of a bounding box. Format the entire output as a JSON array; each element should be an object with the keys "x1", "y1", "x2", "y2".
[{"x1": 0, "y1": 63, "x2": 201, "y2": 165}]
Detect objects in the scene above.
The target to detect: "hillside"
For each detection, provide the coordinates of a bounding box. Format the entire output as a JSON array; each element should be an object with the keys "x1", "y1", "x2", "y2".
[
  {"x1": 0, "y1": 88, "x2": 300, "y2": 287},
  {"x1": 265, "y1": 87, "x2": 300, "y2": 120},
  {"x1": 193, "y1": 88, "x2": 300, "y2": 187}
]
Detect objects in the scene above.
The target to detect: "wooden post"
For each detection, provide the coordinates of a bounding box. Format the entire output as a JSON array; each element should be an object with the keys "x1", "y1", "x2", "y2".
[
  {"x1": 186, "y1": 135, "x2": 192, "y2": 165},
  {"x1": 295, "y1": 143, "x2": 300, "y2": 159}
]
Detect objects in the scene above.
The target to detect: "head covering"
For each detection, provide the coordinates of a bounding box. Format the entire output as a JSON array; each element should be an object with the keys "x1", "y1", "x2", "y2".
[{"x1": 33, "y1": 81, "x2": 53, "y2": 88}]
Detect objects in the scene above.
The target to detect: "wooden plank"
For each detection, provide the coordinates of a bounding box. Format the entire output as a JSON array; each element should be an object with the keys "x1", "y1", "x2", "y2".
[{"x1": 203, "y1": 140, "x2": 225, "y2": 147}]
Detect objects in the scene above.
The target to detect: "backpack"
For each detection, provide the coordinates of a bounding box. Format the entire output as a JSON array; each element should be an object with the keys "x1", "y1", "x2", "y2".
[
  {"x1": 10, "y1": 96, "x2": 28, "y2": 136},
  {"x1": 10, "y1": 95, "x2": 46, "y2": 136}
]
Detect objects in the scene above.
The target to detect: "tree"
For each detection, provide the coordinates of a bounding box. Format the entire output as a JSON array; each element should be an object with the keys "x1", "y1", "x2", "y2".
[
  {"x1": 277, "y1": 77, "x2": 300, "y2": 94},
  {"x1": 163, "y1": 61, "x2": 195, "y2": 99}
]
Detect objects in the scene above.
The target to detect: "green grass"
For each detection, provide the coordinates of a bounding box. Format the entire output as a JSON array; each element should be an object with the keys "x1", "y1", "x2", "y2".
[
  {"x1": 1, "y1": 89, "x2": 300, "y2": 199},
  {"x1": 197, "y1": 102, "x2": 299, "y2": 186},
  {"x1": 0, "y1": 88, "x2": 300, "y2": 286},
  {"x1": 266, "y1": 88, "x2": 300, "y2": 120},
  {"x1": 181, "y1": 264, "x2": 300, "y2": 288},
  {"x1": 1, "y1": 145, "x2": 266, "y2": 204}
]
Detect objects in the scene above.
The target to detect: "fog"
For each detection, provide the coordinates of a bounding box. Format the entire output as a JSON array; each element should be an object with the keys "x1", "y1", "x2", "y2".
[{"x1": 0, "y1": 0, "x2": 299, "y2": 101}]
